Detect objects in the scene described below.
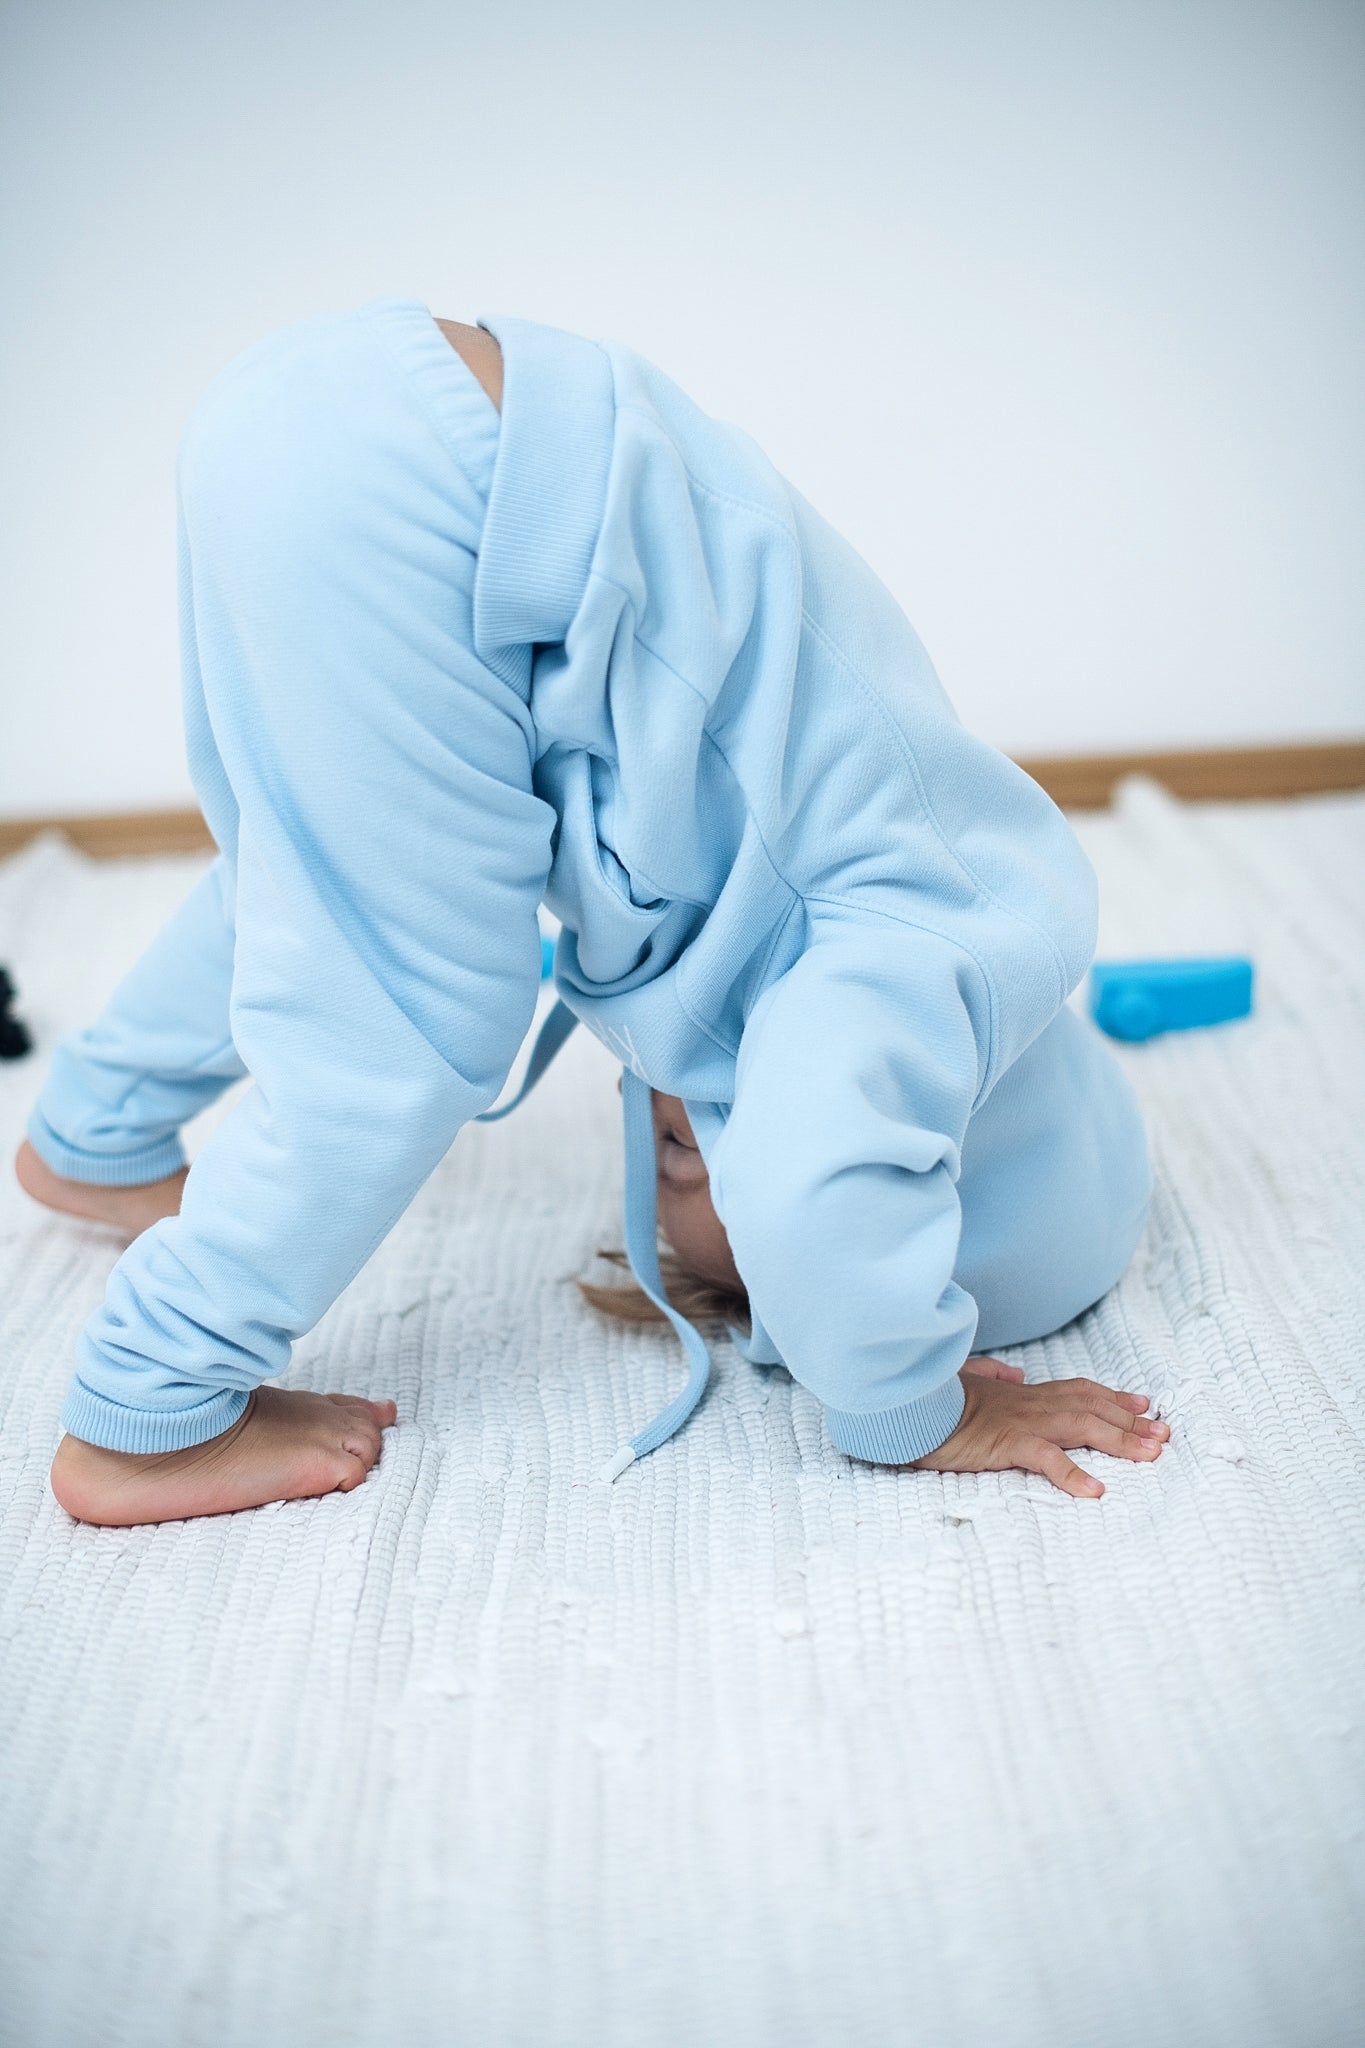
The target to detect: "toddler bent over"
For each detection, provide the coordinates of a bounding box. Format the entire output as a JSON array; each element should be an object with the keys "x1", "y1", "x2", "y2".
[{"x1": 17, "y1": 302, "x2": 1165, "y2": 1523}]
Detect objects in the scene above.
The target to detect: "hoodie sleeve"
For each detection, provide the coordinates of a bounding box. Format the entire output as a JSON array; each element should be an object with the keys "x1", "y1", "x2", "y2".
[{"x1": 704, "y1": 909, "x2": 998, "y2": 1464}]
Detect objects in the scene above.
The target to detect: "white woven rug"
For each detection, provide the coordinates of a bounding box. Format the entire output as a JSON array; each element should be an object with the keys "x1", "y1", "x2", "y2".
[{"x1": 1, "y1": 778, "x2": 1361, "y2": 2048}]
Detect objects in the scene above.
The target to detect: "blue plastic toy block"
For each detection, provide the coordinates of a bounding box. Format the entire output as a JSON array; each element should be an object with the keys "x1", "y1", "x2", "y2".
[{"x1": 1089, "y1": 956, "x2": 1254, "y2": 1042}]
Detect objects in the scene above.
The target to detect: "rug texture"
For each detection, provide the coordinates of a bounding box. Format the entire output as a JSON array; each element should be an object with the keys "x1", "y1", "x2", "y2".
[{"x1": 0, "y1": 778, "x2": 1361, "y2": 2048}]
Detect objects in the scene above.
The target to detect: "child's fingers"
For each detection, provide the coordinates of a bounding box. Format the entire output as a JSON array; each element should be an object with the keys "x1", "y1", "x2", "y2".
[
  {"x1": 1063, "y1": 1416, "x2": 1164, "y2": 1463},
  {"x1": 1019, "y1": 1436, "x2": 1104, "y2": 1499},
  {"x1": 1058, "y1": 1377, "x2": 1151, "y2": 1415},
  {"x1": 1046, "y1": 1383, "x2": 1165, "y2": 1440},
  {"x1": 1090, "y1": 1397, "x2": 1168, "y2": 1440},
  {"x1": 961, "y1": 1357, "x2": 1026, "y2": 1383}
]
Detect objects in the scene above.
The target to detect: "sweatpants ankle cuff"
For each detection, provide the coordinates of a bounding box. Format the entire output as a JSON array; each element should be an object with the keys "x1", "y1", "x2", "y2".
[
  {"x1": 58, "y1": 1383, "x2": 250, "y2": 1454},
  {"x1": 26, "y1": 1111, "x2": 187, "y2": 1188}
]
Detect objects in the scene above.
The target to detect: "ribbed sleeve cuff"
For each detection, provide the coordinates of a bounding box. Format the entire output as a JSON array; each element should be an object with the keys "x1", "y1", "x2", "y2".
[
  {"x1": 26, "y1": 1109, "x2": 187, "y2": 1188},
  {"x1": 824, "y1": 1370, "x2": 967, "y2": 1465},
  {"x1": 59, "y1": 1381, "x2": 250, "y2": 1454}
]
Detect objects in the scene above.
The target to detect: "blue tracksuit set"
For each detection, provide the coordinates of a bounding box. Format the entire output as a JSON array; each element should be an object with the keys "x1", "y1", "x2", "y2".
[{"x1": 28, "y1": 300, "x2": 1151, "y2": 1473}]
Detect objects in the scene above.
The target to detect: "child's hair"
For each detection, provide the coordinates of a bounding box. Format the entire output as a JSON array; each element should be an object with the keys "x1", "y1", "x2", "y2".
[{"x1": 576, "y1": 1246, "x2": 751, "y2": 1333}]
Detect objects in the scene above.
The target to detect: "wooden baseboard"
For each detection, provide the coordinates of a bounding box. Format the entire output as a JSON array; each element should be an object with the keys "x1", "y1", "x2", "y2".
[
  {"x1": 2, "y1": 740, "x2": 1362, "y2": 859},
  {"x1": 1015, "y1": 739, "x2": 1365, "y2": 811},
  {"x1": 0, "y1": 807, "x2": 214, "y2": 859}
]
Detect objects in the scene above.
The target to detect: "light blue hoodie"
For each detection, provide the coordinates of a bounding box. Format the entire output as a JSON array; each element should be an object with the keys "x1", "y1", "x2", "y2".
[{"x1": 29, "y1": 299, "x2": 1108, "y2": 1473}]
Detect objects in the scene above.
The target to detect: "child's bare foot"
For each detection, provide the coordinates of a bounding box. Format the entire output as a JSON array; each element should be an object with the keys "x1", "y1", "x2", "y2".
[
  {"x1": 14, "y1": 1137, "x2": 188, "y2": 1239},
  {"x1": 50, "y1": 1385, "x2": 398, "y2": 1526}
]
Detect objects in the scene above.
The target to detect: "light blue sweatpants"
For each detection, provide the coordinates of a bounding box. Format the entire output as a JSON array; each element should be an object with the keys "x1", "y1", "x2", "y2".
[{"x1": 31, "y1": 302, "x2": 558, "y2": 1451}]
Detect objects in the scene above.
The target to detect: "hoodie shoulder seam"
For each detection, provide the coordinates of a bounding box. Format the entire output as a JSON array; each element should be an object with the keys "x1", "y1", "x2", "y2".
[
  {"x1": 797, "y1": 608, "x2": 1071, "y2": 1010},
  {"x1": 611, "y1": 403, "x2": 800, "y2": 539}
]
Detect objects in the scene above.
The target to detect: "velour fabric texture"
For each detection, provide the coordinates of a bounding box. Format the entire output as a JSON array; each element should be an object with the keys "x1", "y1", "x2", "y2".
[{"x1": 1, "y1": 779, "x2": 1362, "y2": 2047}]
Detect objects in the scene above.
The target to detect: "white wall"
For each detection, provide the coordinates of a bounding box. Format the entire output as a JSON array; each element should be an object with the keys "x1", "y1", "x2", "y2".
[{"x1": 1, "y1": 0, "x2": 1362, "y2": 820}]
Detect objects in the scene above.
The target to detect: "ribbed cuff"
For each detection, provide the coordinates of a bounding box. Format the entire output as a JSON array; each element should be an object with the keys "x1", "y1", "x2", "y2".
[
  {"x1": 824, "y1": 1370, "x2": 967, "y2": 1465},
  {"x1": 26, "y1": 1108, "x2": 187, "y2": 1188},
  {"x1": 59, "y1": 1381, "x2": 250, "y2": 1454}
]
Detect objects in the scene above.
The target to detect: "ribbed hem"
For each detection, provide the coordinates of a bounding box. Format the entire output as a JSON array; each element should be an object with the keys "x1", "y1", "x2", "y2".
[
  {"x1": 361, "y1": 299, "x2": 500, "y2": 499},
  {"x1": 825, "y1": 1371, "x2": 967, "y2": 1465},
  {"x1": 59, "y1": 1381, "x2": 250, "y2": 1454},
  {"x1": 26, "y1": 1109, "x2": 187, "y2": 1189}
]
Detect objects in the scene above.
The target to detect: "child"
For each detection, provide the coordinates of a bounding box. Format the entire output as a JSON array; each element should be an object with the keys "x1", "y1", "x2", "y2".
[{"x1": 16, "y1": 302, "x2": 1166, "y2": 1526}]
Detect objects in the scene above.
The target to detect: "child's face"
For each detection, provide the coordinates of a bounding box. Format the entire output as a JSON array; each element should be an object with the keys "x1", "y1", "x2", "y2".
[{"x1": 650, "y1": 1090, "x2": 745, "y2": 1294}]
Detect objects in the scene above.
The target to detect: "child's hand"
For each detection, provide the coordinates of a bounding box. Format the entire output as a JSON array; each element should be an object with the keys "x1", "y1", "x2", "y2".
[{"x1": 903, "y1": 1355, "x2": 1168, "y2": 1498}]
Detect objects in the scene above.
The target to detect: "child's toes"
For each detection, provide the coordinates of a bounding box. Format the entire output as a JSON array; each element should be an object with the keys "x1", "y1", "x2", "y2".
[
  {"x1": 341, "y1": 1412, "x2": 383, "y2": 1456},
  {"x1": 330, "y1": 1451, "x2": 373, "y2": 1493},
  {"x1": 324, "y1": 1393, "x2": 397, "y2": 1426}
]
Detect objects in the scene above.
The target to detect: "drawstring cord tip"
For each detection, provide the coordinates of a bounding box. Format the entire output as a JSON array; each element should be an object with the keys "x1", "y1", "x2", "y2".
[{"x1": 601, "y1": 1444, "x2": 637, "y2": 1485}]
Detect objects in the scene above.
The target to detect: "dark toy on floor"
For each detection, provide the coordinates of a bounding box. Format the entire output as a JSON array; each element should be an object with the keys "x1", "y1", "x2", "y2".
[{"x1": 0, "y1": 967, "x2": 32, "y2": 1060}]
